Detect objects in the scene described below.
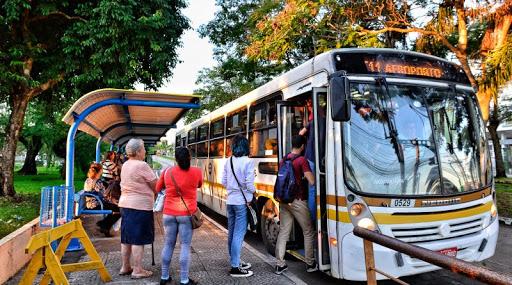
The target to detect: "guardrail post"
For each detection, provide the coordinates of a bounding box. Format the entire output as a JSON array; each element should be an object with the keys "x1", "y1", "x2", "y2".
[{"x1": 363, "y1": 239, "x2": 377, "y2": 285}]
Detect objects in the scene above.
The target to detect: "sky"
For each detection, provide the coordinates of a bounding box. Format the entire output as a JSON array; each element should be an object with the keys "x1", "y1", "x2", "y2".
[
  {"x1": 136, "y1": 0, "x2": 217, "y2": 95},
  {"x1": 144, "y1": 0, "x2": 217, "y2": 141}
]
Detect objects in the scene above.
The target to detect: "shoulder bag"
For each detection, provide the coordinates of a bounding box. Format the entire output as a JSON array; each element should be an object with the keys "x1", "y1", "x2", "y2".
[
  {"x1": 230, "y1": 157, "x2": 258, "y2": 231},
  {"x1": 153, "y1": 168, "x2": 168, "y2": 212},
  {"x1": 169, "y1": 168, "x2": 204, "y2": 229}
]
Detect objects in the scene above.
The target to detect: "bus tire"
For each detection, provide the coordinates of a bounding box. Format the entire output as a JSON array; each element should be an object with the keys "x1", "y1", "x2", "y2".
[{"x1": 260, "y1": 199, "x2": 279, "y2": 255}]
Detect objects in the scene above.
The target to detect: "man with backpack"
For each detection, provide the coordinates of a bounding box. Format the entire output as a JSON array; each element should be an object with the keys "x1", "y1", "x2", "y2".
[{"x1": 274, "y1": 135, "x2": 317, "y2": 275}]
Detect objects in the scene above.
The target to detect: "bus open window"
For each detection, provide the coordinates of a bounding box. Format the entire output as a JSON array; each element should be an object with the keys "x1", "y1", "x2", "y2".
[
  {"x1": 198, "y1": 124, "x2": 209, "y2": 141},
  {"x1": 188, "y1": 129, "x2": 197, "y2": 144},
  {"x1": 249, "y1": 128, "x2": 278, "y2": 157},
  {"x1": 211, "y1": 118, "x2": 225, "y2": 139},
  {"x1": 188, "y1": 144, "x2": 197, "y2": 158},
  {"x1": 175, "y1": 135, "x2": 181, "y2": 147},
  {"x1": 250, "y1": 102, "x2": 267, "y2": 129},
  {"x1": 227, "y1": 108, "x2": 247, "y2": 135},
  {"x1": 196, "y1": 141, "x2": 208, "y2": 158},
  {"x1": 210, "y1": 138, "x2": 225, "y2": 158},
  {"x1": 181, "y1": 136, "x2": 186, "y2": 147}
]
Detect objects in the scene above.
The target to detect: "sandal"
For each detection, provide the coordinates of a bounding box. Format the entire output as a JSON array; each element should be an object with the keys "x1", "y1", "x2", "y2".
[
  {"x1": 119, "y1": 269, "x2": 133, "y2": 276},
  {"x1": 131, "y1": 270, "x2": 153, "y2": 279}
]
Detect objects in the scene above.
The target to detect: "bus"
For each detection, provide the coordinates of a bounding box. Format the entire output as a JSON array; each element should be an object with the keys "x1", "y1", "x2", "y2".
[{"x1": 175, "y1": 48, "x2": 498, "y2": 281}]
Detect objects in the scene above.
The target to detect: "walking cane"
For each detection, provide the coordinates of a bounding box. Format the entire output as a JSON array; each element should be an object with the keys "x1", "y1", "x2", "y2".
[{"x1": 152, "y1": 243, "x2": 155, "y2": 265}]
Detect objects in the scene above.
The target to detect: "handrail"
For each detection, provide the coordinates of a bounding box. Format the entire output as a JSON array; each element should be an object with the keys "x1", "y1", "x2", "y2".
[{"x1": 353, "y1": 226, "x2": 512, "y2": 285}]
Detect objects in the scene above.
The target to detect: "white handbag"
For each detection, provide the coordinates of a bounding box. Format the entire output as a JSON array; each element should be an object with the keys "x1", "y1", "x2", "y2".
[{"x1": 153, "y1": 168, "x2": 169, "y2": 212}]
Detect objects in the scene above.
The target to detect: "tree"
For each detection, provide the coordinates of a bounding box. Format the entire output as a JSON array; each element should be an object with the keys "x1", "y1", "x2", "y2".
[
  {"x1": 17, "y1": 97, "x2": 69, "y2": 175},
  {"x1": 0, "y1": 1, "x2": 190, "y2": 196},
  {"x1": 186, "y1": 0, "x2": 288, "y2": 123},
  {"x1": 244, "y1": 0, "x2": 512, "y2": 177}
]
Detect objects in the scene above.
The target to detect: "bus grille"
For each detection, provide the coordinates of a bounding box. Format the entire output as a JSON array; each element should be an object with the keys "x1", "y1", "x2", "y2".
[{"x1": 390, "y1": 217, "x2": 484, "y2": 243}]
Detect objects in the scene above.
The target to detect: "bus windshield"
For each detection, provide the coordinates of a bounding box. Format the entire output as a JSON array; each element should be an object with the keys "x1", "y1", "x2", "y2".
[{"x1": 343, "y1": 82, "x2": 492, "y2": 196}]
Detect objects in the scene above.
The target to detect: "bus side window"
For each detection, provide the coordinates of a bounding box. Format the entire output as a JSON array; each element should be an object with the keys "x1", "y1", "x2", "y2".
[
  {"x1": 189, "y1": 143, "x2": 197, "y2": 158},
  {"x1": 210, "y1": 117, "x2": 225, "y2": 158},
  {"x1": 188, "y1": 129, "x2": 197, "y2": 144},
  {"x1": 196, "y1": 123, "x2": 209, "y2": 158},
  {"x1": 227, "y1": 107, "x2": 247, "y2": 135},
  {"x1": 226, "y1": 107, "x2": 247, "y2": 157},
  {"x1": 175, "y1": 135, "x2": 181, "y2": 147},
  {"x1": 249, "y1": 98, "x2": 278, "y2": 157}
]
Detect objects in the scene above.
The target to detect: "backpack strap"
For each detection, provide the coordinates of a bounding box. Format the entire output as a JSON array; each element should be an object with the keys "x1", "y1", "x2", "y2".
[{"x1": 284, "y1": 153, "x2": 300, "y2": 162}]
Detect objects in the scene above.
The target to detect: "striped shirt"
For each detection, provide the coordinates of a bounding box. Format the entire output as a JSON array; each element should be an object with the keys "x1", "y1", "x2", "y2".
[{"x1": 102, "y1": 160, "x2": 118, "y2": 181}]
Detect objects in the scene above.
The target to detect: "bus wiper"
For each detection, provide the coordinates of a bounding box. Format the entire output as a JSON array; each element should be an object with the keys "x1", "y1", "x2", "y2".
[
  {"x1": 376, "y1": 77, "x2": 406, "y2": 194},
  {"x1": 375, "y1": 77, "x2": 404, "y2": 163}
]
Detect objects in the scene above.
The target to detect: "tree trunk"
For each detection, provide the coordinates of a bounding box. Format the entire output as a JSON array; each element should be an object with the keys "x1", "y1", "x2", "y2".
[
  {"x1": 0, "y1": 95, "x2": 30, "y2": 196},
  {"x1": 488, "y1": 113, "x2": 507, "y2": 178},
  {"x1": 18, "y1": 135, "x2": 43, "y2": 175}
]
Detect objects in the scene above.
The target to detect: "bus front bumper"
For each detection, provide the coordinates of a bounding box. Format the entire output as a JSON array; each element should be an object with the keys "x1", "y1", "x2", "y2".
[{"x1": 340, "y1": 218, "x2": 499, "y2": 281}]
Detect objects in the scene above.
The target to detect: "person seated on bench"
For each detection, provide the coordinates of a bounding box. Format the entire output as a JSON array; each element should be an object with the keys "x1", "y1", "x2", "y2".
[{"x1": 84, "y1": 162, "x2": 121, "y2": 237}]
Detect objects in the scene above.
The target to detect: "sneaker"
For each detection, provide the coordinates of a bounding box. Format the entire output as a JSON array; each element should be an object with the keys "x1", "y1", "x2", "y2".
[
  {"x1": 274, "y1": 264, "x2": 288, "y2": 275},
  {"x1": 180, "y1": 278, "x2": 198, "y2": 285},
  {"x1": 306, "y1": 261, "x2": 318, "y2": 273},
  {"x1": 160, "y1": 277, "x2": 171, "y2": 285},
  {"x1": 229, "y1": 267, "x2": 254, "y2": 277},
  {"x1": 240, "y1": 262, "x2": 252, "y2": 270}
]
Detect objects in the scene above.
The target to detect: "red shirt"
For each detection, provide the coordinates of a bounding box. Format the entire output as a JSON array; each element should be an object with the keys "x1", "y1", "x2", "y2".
[
  {"x1": 280, "y1": 153, "x2": 311, "y2": 200},
  {"x1": 156, "y1": 166, "x2": 202, "y2": 216}
]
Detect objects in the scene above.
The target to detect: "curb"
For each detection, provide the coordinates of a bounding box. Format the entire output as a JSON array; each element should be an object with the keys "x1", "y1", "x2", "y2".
[{"x1": 202, "y1": 214, "x2": 308, "y2": 285}]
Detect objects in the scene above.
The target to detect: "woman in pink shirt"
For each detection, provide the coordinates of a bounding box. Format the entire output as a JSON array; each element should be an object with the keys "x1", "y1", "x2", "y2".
[
  {"x1": 118, "y1": 138, "x2": 158, "y2": 279},
  {"x1": 156, "y1": 147, "x2": 202, "y2": 285}
]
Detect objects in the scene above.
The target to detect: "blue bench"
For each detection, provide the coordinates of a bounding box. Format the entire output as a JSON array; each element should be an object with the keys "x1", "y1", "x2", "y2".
[{"x1": 75, "y1": 190, "x2": 113, "y2": 217}]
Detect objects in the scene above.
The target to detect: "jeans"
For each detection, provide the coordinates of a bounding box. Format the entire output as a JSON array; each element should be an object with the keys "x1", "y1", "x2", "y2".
[
  {"x1": 161, "y1": 215, "x2": 193, "y2": 284},
  {"x1": 275, "y1": 199, "x2": 315, "y2": 267},
  {"x1": 308, "y1": 160, "x2": 317, "y2": 224},
  {"x1": 227, "y1": 204, "x2": 247, "y2": 268}
]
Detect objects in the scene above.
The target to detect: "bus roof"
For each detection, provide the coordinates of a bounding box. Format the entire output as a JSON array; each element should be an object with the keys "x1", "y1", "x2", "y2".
[{"x1": 178, "y1": 48, "x2": 468, "y2": 134}]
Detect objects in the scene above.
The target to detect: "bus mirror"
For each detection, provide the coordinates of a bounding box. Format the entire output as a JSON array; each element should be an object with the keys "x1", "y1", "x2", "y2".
[{"x1": 330, "y1": 76, "x2": 351, "y2": 121}]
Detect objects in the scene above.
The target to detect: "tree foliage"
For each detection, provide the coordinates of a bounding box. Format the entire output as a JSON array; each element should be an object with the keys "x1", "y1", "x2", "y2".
[
  {"x1": 0, "y1": 0, "x2": 190, "y2": 196},
  {"x1": 186, "y1": 0, "x2": 287, "y2": 123}
]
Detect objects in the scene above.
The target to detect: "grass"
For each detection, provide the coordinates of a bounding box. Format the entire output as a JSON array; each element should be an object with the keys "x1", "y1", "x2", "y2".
[
  {"x1": 152, "y1": 160, "x2": 162, "y2": 170},
  {"x1": 0, "y1": 167, "x2": 85, "y2": 239},
  {"x1": 496, "y1": 179, "x2": 512, "y2": 218}
]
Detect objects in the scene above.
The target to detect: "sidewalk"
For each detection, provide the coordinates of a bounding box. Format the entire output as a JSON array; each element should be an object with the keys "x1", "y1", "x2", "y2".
[{"x1": 8, "y1": 212, "x2": 304, "y2": 285}]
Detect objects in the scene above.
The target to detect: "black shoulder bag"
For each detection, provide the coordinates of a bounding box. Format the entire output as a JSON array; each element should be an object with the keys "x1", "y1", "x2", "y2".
[{"x1": 230, "y1": 157, "x2": 258, "y2": 231}]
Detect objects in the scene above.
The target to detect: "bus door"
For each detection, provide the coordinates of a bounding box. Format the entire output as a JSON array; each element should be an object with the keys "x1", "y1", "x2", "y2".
[
  {"x1": 276, "y1": 100, "x2": 304, "y2": 251},
  {"x1": 312, "y1": 88, "x2": 330, "y2": 270}
]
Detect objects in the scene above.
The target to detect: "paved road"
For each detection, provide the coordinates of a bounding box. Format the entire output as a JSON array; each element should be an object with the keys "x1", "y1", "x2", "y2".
[{"x1": 155, "y1": 156, "x2": 512, "y2": 284}]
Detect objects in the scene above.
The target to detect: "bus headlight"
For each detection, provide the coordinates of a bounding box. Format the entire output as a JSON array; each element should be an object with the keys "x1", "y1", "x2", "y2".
[
  {"x1": 350, "y1": 203, "x2": 364, "y2": 217},
  {"x1": 347, "y1": 198, "x2": 380, "y2": 232},
  {"x1": 357, "y1": 218, "x2": 376, "y2": 231},
  {"x1": 490, "y1": 203, "x2": 498, "y2": 222}
]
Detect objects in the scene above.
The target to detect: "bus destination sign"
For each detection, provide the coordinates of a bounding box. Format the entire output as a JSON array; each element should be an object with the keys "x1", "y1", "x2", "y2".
[
  {"x1": 333, "y1": 51, "x2": 470, "y2": 85},
  {"x1": 363, "y1": 58, "x2": 443, "y2": 78}
]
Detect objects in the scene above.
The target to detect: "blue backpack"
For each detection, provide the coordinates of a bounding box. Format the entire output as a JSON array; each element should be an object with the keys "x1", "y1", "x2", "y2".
[{"x1": 274, "y1": 154, "x2": 300, "y2": 204}]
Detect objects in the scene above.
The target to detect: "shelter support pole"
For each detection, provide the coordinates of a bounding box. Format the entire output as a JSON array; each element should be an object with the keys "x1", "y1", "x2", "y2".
[
  {"x1": 110, "y1": 144, "x2": 114, "y2": 151},
  {"x1": 95, "y1": 137, "x2": 102, "y2": 162}
]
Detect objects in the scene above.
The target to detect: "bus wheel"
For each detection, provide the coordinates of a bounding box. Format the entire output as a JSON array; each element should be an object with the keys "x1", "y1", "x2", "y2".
[{"x1": 261, "y1": 199, "x2": 279, "y2": 255}]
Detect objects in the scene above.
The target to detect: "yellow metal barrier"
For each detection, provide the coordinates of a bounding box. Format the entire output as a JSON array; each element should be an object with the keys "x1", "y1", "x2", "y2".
[{"x1": 19, "y1": 219, "x2": 112, "y2": 285}]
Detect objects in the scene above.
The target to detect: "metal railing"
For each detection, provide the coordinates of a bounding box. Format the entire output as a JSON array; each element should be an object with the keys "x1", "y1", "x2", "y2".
[{"x1": 353, "y1": 226, "x2": 512, "y2": 285}]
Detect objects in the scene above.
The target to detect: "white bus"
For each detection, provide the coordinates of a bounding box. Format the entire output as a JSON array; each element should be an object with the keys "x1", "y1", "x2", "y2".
[{"x1": 175, "y1": 48, "x2": 498, "y2": 280}]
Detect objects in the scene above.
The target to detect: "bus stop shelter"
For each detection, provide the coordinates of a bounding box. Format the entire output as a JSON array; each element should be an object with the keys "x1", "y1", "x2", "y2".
[{"x1": 60, "y1": 88, "x2": 200, "y2": 228}]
